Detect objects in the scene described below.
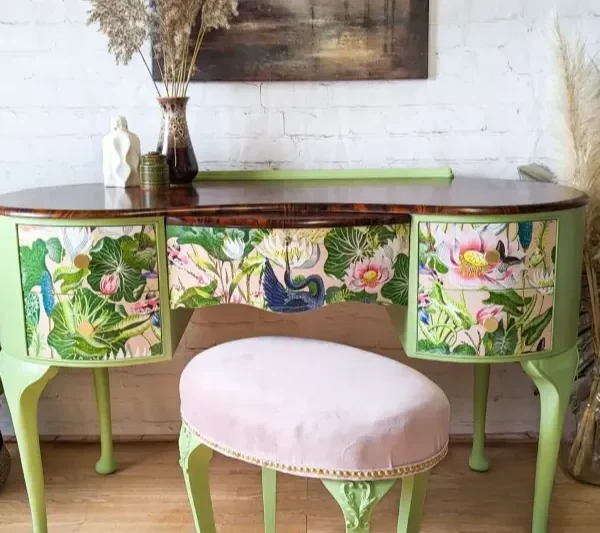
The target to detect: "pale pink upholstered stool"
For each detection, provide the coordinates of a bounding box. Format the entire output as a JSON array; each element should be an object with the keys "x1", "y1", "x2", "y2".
[{"x1": 178, "y1": 336, "x2": 450, "y2": 533}]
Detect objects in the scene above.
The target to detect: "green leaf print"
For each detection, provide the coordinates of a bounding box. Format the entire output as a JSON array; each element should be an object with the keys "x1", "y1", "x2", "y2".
[
  {"x1": 20, "y1": 239, "x2": 48, "y2": 294},
  {"x1": 324, "y1": 227, "x2": 375, "y2": 280},
  {"x1": 417, "y1": 339, "x2": 451, "y2": 354},
  {"x1": 175, "y1": 282, "x2": 220, "y2": 308},
  {"x1": 483, "y1": 318, "x2": 518, "y2": 356},
  {"x1": 452, "y1": 344, "x2": 478, "y2": 355},
  {"x1": 121, "y1": 231, "x2": 157, "y2": 272},
  {"x1": 46, "y1": 237, "x2": 65, "y2": 263},
  {"x1": 522, "y1": 307, "x2": 553, "y2": 347},
  {"x1": 53, "y1": 266, "x2": 88, "y2": 293},
  {"x1": 88, "y1": 237, "x2": 145, "y2": 303},
  {"x1": 325, "y1": 286, "x2": 343, "y2": 304},
  {"x1": 25, "y1": 292, "x2": 40, "y2": 347},
  {"x1": 483, "y1": 290, "x2": 531, "y2": 318},
  {"x1": 381, "y1": 253, "x2": 410, "y2": 305},
  {"x1": 429, "y1": 283, "x2": 474, "y2": 330},
  {"x1": 48, "y1": 289, "x2": 125, "y2": 360}
]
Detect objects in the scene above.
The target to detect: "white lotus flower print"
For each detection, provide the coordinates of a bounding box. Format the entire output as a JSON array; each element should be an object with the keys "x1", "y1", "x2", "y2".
[
  {"x1": 529, "y1": 269, "x2": 554, "y2": 295},
  {"x1": 257, "y1": 231, "x2": 319, "y2": 268},
  {"x1": 222, "y1": 236, "x2": 245, "y2": 261},
  {"x1": 61, "y1": 227, "x2": 92, "y2": 259}
]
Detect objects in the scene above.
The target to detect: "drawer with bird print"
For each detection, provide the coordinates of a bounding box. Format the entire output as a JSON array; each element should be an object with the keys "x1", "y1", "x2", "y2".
[
  {"x1": 17, "y1": 224, "x2": 162, "y2": 361},
  {"x1": 166, "y1": 225, "x2": 411, "y2": 312}
]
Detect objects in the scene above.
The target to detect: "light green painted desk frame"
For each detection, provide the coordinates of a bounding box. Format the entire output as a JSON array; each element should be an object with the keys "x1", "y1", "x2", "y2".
[{"x1": 0, "y1": 169, "x2": 587, "y2": 533}]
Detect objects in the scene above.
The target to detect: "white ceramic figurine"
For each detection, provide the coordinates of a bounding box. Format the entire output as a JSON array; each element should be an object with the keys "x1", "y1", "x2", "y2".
[{"x1": 102, "y1": 116, "x2": 141, "y2": 188}]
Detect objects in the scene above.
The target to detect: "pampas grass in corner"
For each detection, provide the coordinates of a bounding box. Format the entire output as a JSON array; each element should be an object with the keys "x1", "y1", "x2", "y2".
[{"x1": 552, "y1": 16, "x2": 600, "y2": 483}]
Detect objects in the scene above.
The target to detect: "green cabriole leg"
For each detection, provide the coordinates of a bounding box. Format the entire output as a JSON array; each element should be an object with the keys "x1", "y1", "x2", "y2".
[
  {"x1": 0, "y1": 354, "x2": 58, "y2": 533},
  {"x1": 397, "y1": 472, "x2": 430, "y2": 533},
  {"x1": 469, "y1": 364, "x2": 491, "y2": 472},
  {"x1": 322, "y1": 478, "x2": 396, "y2": 533},
  {"x1": 521, "y1": 347, "x2": 578, "y2": 533},
  {"x1": 262, "y1": 468, "x2": 277, "y2": 533},
  {"x1": 93, "y1": 368, "x2": 117, "y2": 475},
  {"x1": 179, "y1": 424, "x2": 216, "y2": 533}
]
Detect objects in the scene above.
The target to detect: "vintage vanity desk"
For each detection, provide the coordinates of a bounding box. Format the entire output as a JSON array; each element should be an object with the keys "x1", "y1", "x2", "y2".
[{"x1": 0, "y1": 169, "x2": 588, "y2": 533}]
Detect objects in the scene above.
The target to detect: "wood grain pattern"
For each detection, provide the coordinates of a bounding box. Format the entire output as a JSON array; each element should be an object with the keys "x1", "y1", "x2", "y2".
[
  {"x1": 0, "y1": 442, "x2": 595, "y2": 532},
  {"x1": 0, "y1": 179, "x2": 588, "y2": 224}
]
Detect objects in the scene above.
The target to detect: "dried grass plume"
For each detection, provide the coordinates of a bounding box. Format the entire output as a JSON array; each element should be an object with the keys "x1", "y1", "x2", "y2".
[{"x1": 87, "y1": 0, "x2": 238, "y2": 97}]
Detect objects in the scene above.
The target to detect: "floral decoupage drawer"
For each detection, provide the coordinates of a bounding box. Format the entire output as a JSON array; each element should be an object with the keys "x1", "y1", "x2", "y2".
[
  {"x1": 18, "y1": 225, "x2": 162, "y2": 361},
  {"x1": 416, "y1": 220, "x2": 557, "y2": 357},
  {"x1": 167, "y1": 225, "x2": 410, "y2": 312}
]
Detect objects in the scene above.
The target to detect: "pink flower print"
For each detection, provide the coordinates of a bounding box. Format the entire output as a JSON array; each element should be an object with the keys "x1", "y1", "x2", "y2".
[
  {"x1": 434, "y1": 226, "x2": 524, "y2": 290},
  {"x1": 100, "y1": 273, "x2": 119, "y2": 295},
  {"x1": 476, "y1": 305, "x2": 502, "y2": 333},
  {"x1": 230, "y1": 292, "x2": 243, "y2": 304},
  {"x1": 132, "y1": 292, "x2": 160, "y2": 314},
  {"x1": 168, "y1": 243, "x2": 189, "y2": 267},
  {"x1": 344, "y1": 251, "x2": 393, "y2": 294}
]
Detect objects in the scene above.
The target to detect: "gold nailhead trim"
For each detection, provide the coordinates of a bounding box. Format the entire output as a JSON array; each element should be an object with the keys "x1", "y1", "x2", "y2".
[{"x1": 181, "y1": 416, "x2": 449, "y2": 480}]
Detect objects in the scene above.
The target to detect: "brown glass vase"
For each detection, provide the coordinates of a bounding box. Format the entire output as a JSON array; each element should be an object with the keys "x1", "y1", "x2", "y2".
[{"x1": 157, "y1": 97, "x2": 198, "y2": 186}]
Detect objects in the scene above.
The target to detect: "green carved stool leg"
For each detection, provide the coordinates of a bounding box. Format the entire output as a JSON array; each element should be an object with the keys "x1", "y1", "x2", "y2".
[
  {"x1": 262, "y1": 468, "x2": 277, "y2": 533},
  {"x1": 179, "y1": 424, "x2": 216, "y2": 533},
  {"x1": 322, "y1": 479, "x2": 396, "y2": 533},
  {"x1": 93, "y1": 368, "x2": 117, "y2": 475},
  {"x1": 0, "y1": 354, "x2": 58, "y2": 533},
  {"x1": 521, "y1": 347, "x2": 578, "y2": 533},
  {"x1": 469, "y1": 364, "x2": 491, "y2": 472},
  {"x1": 397, "y1": 472, "x2": 429, "y2": 533}
]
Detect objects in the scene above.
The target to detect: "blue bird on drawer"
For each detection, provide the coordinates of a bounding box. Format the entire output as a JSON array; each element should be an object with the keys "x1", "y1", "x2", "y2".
[{"x1": 262, "y1": 249, "x2": 325, "y2": 313}]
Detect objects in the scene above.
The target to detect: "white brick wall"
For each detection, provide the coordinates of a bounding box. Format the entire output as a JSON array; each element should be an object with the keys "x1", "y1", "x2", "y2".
[{"x1": 0, "y1": 0, "x2": 598, "y2": 439}]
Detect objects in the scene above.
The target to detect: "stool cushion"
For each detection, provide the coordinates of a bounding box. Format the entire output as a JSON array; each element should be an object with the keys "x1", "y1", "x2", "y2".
[{"x1": 180, "y1": 337, "x2": 450, "y2": 480}]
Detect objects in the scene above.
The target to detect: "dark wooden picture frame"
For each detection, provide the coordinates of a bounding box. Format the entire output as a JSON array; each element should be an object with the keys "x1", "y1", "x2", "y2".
[{"x1": 152, "y1": 0, "x2": 429, "y2": 82}]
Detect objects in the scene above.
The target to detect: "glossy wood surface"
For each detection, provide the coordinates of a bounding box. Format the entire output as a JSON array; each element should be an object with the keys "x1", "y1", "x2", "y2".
[{"x1": 0, "y1": 179, "x2": 587, "y2": 225}]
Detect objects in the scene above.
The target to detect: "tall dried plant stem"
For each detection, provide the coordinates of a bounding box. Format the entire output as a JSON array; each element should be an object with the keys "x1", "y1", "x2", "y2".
[
  {"x1": 183, "y1": 28, "x2": 206, "y2": 96},
  {"x1": 137, "y1": 49, "x2": 162, "y2": 98},
  {"x1": 569, "y1": 254, "x2": 600, "y2": 476}
]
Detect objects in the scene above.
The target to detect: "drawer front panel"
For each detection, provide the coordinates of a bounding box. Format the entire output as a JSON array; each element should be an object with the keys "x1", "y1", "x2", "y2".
[
  {"x1": 167, "y1": 225, "x2": 410, "y2": 312},
  {"x1": 18, "y1": 224, "x2": 162, "y2": 361},
  {"x1": 416, "y1": 220, "x2": 556, "y2": 357}
]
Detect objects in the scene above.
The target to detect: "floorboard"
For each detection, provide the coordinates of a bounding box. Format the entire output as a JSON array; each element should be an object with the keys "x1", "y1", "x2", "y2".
[{"x1": 0, "y1": 442, "x2": 596, "y2": 532}]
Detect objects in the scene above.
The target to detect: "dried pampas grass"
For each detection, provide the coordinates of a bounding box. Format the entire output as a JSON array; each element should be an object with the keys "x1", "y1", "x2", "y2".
[
  {"x1": 87, "y1": 0, "x2": 238, "y2": 98},
  {"x1": 553, "y1": 16, "x2": 600, "y2": 481}
]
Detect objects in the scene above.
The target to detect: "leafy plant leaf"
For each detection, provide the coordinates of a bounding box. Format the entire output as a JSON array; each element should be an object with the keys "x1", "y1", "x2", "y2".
[
  {"x1": 325, "y1": 286, "x2": 343, "y2": 304},
  {"x1": 453, "y1": 344, "x2": 478, "y2": 355},
  {"x1": 53, "y1": 266, "x2": 88, "y2": 293},
  {"x1": 428, "y1": 283, "x2": 474, "y2": 330},
  {"x1": 483, "y1": 290, "x2": 531, "y2": 317},
  {"x1": 381, "y1": 253, "x2": 410, "y2": 305},
  {"x1": 20, "y1": 239, "x2": 48, "y2": 294},
  {"x1": 48, "y1": 289, "x2": 125, "y2": 360},
  {"x1": 324, "y1": 227, "x2": 373, "y2": 280},
  {"x1": 228, "y1": 256, "x2": 264, "y2": 299},
  {"x1": 522, "y1": 307, "x2": 553, "y2": 346},
  {"x1": 175, "y1": 282, "x2": 220, "y2": 308},
  {"x1": 121, "y1": 232, "x2": 157, "y2": 271},
  {"x1": 46, "y1": 237, "x2": 65, "y2": 263},
  {"x1": 88, "y1": 237, "x2": 145, "y2": 302},
  {"x1": 483, "y1": 318, "x2": 518, "y2": 356},
  {"x1": 417, "y1": 339, "x2": 451, "y2": 354}
]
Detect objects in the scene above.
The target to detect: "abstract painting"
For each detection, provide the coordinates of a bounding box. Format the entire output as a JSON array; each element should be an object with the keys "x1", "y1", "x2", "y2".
[{"x1": 154, "y1": 0, "x2": 429, "y2": 82}]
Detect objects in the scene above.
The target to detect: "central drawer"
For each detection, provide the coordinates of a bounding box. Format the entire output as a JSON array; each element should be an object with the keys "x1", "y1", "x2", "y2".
[{"x1": 166, "y1": 225, "x2": 411, "y2": 312}]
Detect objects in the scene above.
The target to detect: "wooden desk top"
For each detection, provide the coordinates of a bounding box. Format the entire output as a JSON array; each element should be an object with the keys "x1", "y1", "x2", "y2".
[{"x1": 0, "y1": 178, "x2": 587, "y2": 225}]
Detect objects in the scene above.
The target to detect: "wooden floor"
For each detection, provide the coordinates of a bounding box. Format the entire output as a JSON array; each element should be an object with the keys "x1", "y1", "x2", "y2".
[{"x1": 0, "y1": 442, "x2": 597, "y2": 532}]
